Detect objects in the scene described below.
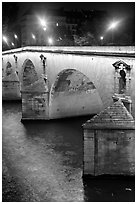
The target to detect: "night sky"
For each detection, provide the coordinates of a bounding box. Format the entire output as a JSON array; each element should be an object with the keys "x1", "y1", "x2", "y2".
[
  {"x1": 2, "y1": 1, "x2": 135, "y2": 47},
  {"x1": 3, "y1": 2, "x2": 135, "y2": 20}
]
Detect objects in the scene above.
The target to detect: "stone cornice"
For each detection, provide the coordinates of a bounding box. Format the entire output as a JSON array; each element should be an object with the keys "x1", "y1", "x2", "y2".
[{"x1": 2, "y1": 46, "x2": 135, "y2": 58}]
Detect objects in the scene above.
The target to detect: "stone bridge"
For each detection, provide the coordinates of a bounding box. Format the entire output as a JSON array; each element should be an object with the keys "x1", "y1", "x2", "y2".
[{"x1": 2, "y1": 46, "x2": 135, "y2": 119}]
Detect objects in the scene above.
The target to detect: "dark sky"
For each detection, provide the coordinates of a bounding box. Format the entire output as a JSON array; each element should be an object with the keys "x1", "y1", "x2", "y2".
[
  {"x1": 16, "y1": 2, "x2": 134, "y2": 18},
  {"x1": 2, "y1": 1, "x2": 135, "y2": 26}
]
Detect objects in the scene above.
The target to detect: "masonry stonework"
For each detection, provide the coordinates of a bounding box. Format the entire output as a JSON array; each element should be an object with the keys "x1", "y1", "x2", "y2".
[
  {"x1": 83, "y1": 100, "x2": 135, "y2": 176},
  {"x1": 2, "y1": 62, "x2": 21, "y2": 100},
  {"x1": 21, "y1": 76, "x2": 49, "y2": 120},
  {"x1": 49, "y1": 69, "x2": 103, "y2": 119},
  {"x1": 2, "y1": 46, "x2": 135, "y2": 119}
]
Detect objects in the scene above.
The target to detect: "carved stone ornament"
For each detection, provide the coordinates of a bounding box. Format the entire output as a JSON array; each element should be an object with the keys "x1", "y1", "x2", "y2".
[{"x1": 112, "y1": 60, "x2": 131, "y2": 70}]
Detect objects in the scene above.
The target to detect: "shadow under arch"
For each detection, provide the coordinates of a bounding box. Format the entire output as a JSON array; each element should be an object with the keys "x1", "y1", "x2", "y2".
[
  {"x1": 2, "y1": 61, "x2": 21, "y2": 100},
  {"x1": 49, "y1": 68, "x2": 103, "y2": 119},
  {"x1": 22, "y1": 59, "x2": 38, "y2": 88}
]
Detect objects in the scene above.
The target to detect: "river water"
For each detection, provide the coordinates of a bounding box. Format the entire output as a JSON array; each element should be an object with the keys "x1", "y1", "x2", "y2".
[{"x1": 2, "y1": 102, "x2": 135, "y2": 202}]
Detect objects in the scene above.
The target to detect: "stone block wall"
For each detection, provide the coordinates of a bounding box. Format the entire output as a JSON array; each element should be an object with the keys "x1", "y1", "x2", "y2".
[
  {"x1": 22, "y1": 92, "x2": 49, "y2": 120},
  {"x1": 83, "y1": 129, "x2": 95, "y2": 175},
  {"x1": 84, "y1": 129, "x2": 135, "y2": 176},
  {"x1": 83, "y1": 101, "x2": 135, "y2": 176},
  {"x1": 84, "y1": 128, "x2": 135, "y2": 176},
  {"x1": 2, "y1": 70, "x2": 21, "y2": 100},
  {"x1": 2, "y1": 81, "x2": 21, "y2": 100}
]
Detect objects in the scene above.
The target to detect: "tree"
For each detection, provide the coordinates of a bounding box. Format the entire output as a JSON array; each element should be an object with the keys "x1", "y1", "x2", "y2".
[{"x1": 74, "y1": 9, "x2": 110, "y2": 46}]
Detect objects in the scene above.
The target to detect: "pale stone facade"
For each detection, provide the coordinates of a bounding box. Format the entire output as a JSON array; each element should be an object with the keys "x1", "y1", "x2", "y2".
[{"x1": 2, "y1": 46, "x2": 135, "y2": 119}]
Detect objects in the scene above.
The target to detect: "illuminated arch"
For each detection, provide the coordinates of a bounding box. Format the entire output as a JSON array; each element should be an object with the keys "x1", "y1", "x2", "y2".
[{"x1": 49, "y1": 69, "x2": 103, "y2": 118}]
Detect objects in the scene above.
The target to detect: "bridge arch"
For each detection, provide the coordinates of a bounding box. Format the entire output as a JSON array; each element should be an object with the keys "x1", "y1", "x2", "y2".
[
  {"x1": 49, "y1": 68, "x2": 103, "y2": 119},
  {"x1": 22, "y1": 59, "x2": 38, "y2": 88}
]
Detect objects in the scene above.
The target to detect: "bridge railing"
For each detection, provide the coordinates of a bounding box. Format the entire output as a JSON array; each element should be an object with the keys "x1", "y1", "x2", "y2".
[{"x1": 2, "y1": 46, "x2": 135, "y2": 58}]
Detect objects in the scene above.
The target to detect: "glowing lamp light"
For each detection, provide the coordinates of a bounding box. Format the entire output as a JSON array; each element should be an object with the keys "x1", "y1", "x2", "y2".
[
  {"x1": 32, "y1": 33, "x2": 36, "y2": 39},
  {"x1": 14, "y1": 34, "x2": 18, "y2": 39},
  {"x1": 11, "y1": 42, "x2": 15, "y2": 46},
  {"x1": 3, "y1": 35, "x2": 8, "y2": 43},
  {"x1": 100, "y1": 36, "x2": 104, "y2": 40},
  {"x1": 56, "y1": 22, "x2": 59, "y2": 26},
  {"x1": 43, "y1": 27, "x2": 47, "y2": 31},
  {"x1": 108, "y1": 21, "x2": 119, "y2": 30},
  {"x1": 48, "y1": 37, "x2": 53, "y2": 45},
  {"x1": 40, "y1": 18, "x2": 46, "y2": 27}
]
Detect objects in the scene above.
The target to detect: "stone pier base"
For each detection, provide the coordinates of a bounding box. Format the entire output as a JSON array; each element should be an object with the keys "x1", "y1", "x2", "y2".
[
  {"x1": 21, "y1": 76, "x2": 49, "y2": 120},
  {"x1": 2, "y1": 72, "x2": 21, "y2": 100},
  {"x1": 83, "y1": 101, "x2": 135, "y2": 176}
]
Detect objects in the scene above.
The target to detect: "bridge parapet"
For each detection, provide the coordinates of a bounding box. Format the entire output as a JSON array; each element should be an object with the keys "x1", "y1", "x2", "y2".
[{"x1": 2, "y1": 46, "x2": 135, "y2": 57}]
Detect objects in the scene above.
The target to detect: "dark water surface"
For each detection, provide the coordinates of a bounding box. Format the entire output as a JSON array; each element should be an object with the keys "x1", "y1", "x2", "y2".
[{"x1": 2, "y1": 102, "x2": 135, "y2": 202}]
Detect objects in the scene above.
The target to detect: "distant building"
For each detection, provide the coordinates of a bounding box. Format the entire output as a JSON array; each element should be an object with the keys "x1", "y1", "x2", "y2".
[
  {"x1": 16, "y1": 8, "x2": 82, "y2": 46},
  {"x1": 2, "y1": 4, "x2": 135, "y2": 49}
]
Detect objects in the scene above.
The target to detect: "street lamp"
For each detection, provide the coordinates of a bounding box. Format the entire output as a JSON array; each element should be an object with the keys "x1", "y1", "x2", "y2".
[
  {"x1": 14, "y1": 34, "x2": 18, "y2": 47},
  {"x1": 14, "y1": 34, "x2": 18, "y2": 39},
  {"x1": 38, "y1": 17, "x2": 47, "y2": 45},
  {"x1": 43, "y1": 27, "x2": 47, "y2": 31},
  {"x1": 11, "y1": 42, "x2": 15, "y2": 47},
  {"x1": 108, "y1": 20, "x2": 119, "y2": 44},
  {"x1": 2, "y1": 35, "x2": 10, "y2": 49},
  {"x1": 32, "y1": 33, "x2": 36, "y2": 40},
  {"x1": 3, "y1": 35, "x2": 8, "y2": 44},
  {"x1": 48, "y1": 37, "x2": 53, "y2": 45},
  {"x1": 108, "y1": 21, "x2": 119, "y2": 30},
  {"x1": 31, "y1": 33, "x2": 36, "y2": 45},
  {"x1": 39, "y1": 18, "x2": 47, "y2": 30},
  {"x1": 39, "y1": 18, "x2": 46, "y2": 27},
  {"x1": 100, "y1": 36, "x2": 104, "y2": 40},
  {"x1": 100, "y1": 36, "x2": 104, "y2": 45}
]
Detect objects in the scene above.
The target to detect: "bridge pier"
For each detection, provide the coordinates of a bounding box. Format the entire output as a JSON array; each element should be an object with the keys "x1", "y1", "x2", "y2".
[
  {"x1": 2, "y1": 72, "x2": 21, "y2": 101},
  {"x1": 83, "y1": 100, "x2": 135, "y2": 176},
  {"x1": 21, "y1": 76, "x2": 49, "y2": 120}
]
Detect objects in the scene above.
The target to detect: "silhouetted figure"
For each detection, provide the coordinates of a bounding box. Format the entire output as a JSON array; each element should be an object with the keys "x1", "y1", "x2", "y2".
[{"x1": 119, "y1": 69, "x2": 126, "y2": 94}]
